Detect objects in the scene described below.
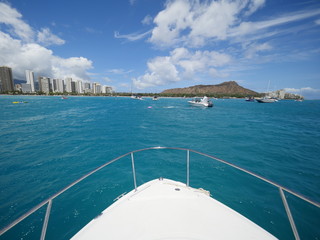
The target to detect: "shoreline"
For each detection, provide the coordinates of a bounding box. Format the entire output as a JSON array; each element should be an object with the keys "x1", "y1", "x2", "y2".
[{"x1": 0, "y1": 94, "x2": 314, "y2": 100}]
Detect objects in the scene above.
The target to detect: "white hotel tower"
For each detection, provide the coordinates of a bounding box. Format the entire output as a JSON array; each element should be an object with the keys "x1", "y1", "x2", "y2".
[{"x1": 25, "y1": 70, "x2": 35, "y2": 92}]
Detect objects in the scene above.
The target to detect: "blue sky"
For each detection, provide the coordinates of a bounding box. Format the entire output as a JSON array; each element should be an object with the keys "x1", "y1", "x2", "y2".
[{"x1": 0, "y1": 0, "x2": 320, "y2": 98}]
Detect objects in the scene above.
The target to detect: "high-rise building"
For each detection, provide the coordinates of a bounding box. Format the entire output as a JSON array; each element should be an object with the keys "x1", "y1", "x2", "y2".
[
  {"x1": 52, "y1": 79, "x2": 64, "y2": 92},
  {"x1": 84, "y1": 82, "x2": 91, "y2": 90},
  {"x1": 65, "y1": 78, "x2": 72, "y2": 93},
  {"x1": 25, "y1": 70, "x2": 35, "y2": 92},
  {"x1": 56, "y1": 79, "x2": 64, "y2": 92},
  {"x1": 83, "y1": 82, "x2": 91, "y2": 93},
  {"x1": 77, "y1": 80, "x2": 83, "y2": 94},
  {"x1": 92, "y1": 82, "x2": 102, "y2": 94},
  {"x1": 71, "y1": 81, "x2": 76, "y2": 93},
  {"x1": 0, "y1": 66, "x2": 14, "y2": 92},
  {"x1": 102, "y1": 85, "x2": 113, "y2": 94},
  {"x1": 82, "y1": 82, "x2": 92, "y2": 93},
  {"x1": 38, "y1": 76, "x2": 51, "y2": 93},
  {"x1": 21, "y1": 84, "x2": 32, "y2": 93}
]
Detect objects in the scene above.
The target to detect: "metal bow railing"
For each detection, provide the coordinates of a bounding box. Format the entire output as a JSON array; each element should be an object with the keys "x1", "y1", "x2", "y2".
[{"x1": 0, "y1": 147, "x2": 319, "y2": 240}]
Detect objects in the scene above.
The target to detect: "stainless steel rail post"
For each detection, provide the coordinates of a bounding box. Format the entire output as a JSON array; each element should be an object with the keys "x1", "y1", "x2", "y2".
[
  {"x1": 131, "y1": 153, "x2": 137, "y2": 191},
  {"x1": 279, "y1": 188, "x2": 300, "y2": 240},
  {"x1": 40, "y1": 200, "x2": 52, "y2": 240},
  {"x1": 186, "y1": 150, "x2": 190, "y2": 187}
]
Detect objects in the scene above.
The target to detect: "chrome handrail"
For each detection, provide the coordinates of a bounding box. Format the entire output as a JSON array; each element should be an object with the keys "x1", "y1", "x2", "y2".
[{"x1": 0, "y1": 146, "x2": 319, "y2": 239}]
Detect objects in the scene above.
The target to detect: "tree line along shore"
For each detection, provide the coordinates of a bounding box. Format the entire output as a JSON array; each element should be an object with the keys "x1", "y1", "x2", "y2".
[{"x1": 0, "y1": 91, "x2": 304, "y2": 99}]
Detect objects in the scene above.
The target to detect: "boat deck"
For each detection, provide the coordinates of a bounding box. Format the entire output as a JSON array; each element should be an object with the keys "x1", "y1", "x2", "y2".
[{"x1": 72, "y1": 178, "x2": 276, "y2": 240}]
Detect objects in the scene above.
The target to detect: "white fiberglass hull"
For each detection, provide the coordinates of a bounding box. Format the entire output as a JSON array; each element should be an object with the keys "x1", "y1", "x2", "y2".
[
  {"x1": 256, "y1": 98, "x2": 276, "y2": 103},
  {"x1": 188, "y1": 101, "x2": 213, "y2": 107},
  {"x1": 72, "y1": 179, "x2": 276, "y2": 240}
]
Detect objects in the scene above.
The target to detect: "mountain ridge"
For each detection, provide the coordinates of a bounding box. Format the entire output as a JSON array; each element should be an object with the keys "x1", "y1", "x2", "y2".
[{"x1": 161, "y1": 81, "x2": 259, "y2": 96}]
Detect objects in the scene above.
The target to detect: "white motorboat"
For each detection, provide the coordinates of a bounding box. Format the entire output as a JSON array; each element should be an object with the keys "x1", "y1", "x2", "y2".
[
  {"x1": 1, "y1": 147, "x2": 319, "y2": 240},
  {"x1": 131, "y1": 95, "x2": 143, "y2": 100},
  {"x1": 152, "y1": 96, "x2": 159, "y2": 101},
  {"x1": 256, "y1": 97, "x2": 277, "y2": 103},
  {"x1": 188, "y1": 96, "x2": 213, "y2": 107}
]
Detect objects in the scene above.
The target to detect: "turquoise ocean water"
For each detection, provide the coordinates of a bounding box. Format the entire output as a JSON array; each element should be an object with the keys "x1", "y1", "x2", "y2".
[{"x1": 0, "y1": 95, "x2": 319, "y2": 239}]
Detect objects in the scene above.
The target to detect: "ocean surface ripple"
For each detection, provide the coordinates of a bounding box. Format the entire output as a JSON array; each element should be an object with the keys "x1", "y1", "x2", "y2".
[{"x1": 0, "y1": 96, "x2": 319, "y2": 239}]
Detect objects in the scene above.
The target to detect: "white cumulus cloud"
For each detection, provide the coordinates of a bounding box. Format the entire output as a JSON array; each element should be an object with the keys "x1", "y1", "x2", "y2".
[
  {"x1": 150, "y1": 0, "x2": 193, "y2": 47},
  {"x1": 0, "y1": 2, "x2": 34, "y2": 42},
  {"x1": 133, "y1": 47, "x2": 232, "y2": 89},
  {"x1": 51, "y1": 56, "x2": 93, "y2": 80},
  {"x1": 0, "y1": 3, "x2": 64, "y2": 46},
  {"x1": 147, "y1": 0, "x2": 320, "y2": 48},
  {"x1": 0, "y1": 2, "x2": 92, "y2": 81},
  {"x1": 173, "y1": 48, "x2": 232, "y2": 78},
  {"x1": 148, "y1": 0, "x2": 269, "y2": 47},
  {"x1": 133, "y1": 56, "x2": 180, "y2": 89},
  {"x1": 188, "y1": 0, "x2": 239, "y2": 44},
  {"x1": 0, "y1": 31, "x2": 92, "y2": 80}
]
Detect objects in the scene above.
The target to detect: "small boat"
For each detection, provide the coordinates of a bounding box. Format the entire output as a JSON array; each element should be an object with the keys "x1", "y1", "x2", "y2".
[
  {"x1": 131, "y1": 95, "x2": 143, "y2": 100},
  {"x1": 152, "y1": 96, "x2": 159, "y2": 101},
  {"x1": 256, "y1": 97, "x2": 277, "y2": 103},
  {"x1": 12, "y1": 101, "x2": 28, "y2": 104},
  {"x1": 61, "y1": 96, "x2": 68, "y2": 99},
  {"x1": 245, "y1": 97, "x2": 255, "y2": 102},
  {"x1": 257, "y1": 80, "x2": 278, "y2": 103},
  {"x1": 188, "y1": 96, "x2": 213, "y2": 107}
]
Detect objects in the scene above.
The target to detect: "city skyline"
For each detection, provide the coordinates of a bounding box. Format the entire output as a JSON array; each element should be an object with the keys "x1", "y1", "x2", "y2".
[
  {"x1": 0, "y1": 66, "x2": 113, "y2": 94},
  {"x1": 0, "y1": 0, "x2": 320, "y2": 98}
]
